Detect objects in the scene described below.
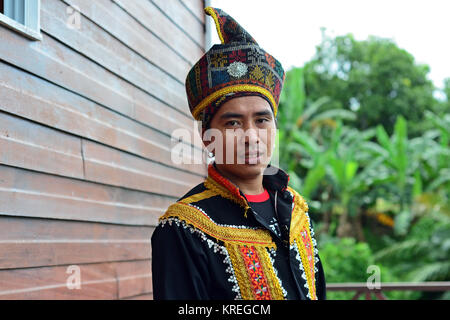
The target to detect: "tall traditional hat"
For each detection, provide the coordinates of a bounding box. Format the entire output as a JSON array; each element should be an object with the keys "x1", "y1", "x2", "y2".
[{"x1": 185, "y1": 7, "x2": 285, "y2": 128}]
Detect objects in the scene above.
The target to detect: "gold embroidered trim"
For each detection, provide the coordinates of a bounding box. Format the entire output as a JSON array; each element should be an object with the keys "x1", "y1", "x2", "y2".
[
  {"x1": 254, "y1": 246, "x2": 285, "y2": 300},
  {"x1": 288, "y1": 186, "x2": 309, "y2": 212},
  {"x1": 287, "y1": 186, "x2": 309, "y2": 244},
  {"x1": 225, "y1": 244, "x2": 285, "y2": 300},
  {"x1": 179, "y1": 189, "x2": 218, "y2": 204},
  {"x1": 161, "y1": 183, "x2": 314, "y2": 300},
  {"x1": 204, "y1": 7, "x2": 225, "y2": 44},
  {"x1": 295, "y1": 237, "x2": 317, "y2": 300},
  {"x1": 287, "y1": 186, "x2": 317, "y2": 300},
  {"x1": 204, "y1": 176, "x2": 251, "y2": 217},
  {"x1": 161, "y1": 201, "x2": 284, "y2": 299},
  {"x1": 226, "y1": 243, "x2": 255, "y2": 300},
  {"x1": 160, "y1": 202, "x2": 275, "y2": 247}
]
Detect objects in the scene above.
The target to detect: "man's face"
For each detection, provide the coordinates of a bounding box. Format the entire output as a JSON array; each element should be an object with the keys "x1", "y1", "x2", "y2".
[{"x1": 202, "y1": 95, "x2": 277, "y2": 179}]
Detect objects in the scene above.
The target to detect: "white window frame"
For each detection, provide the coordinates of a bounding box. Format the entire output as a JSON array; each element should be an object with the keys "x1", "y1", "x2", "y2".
[{"x1": 0, "y1": 0, "x2": 42, "y2": 41}]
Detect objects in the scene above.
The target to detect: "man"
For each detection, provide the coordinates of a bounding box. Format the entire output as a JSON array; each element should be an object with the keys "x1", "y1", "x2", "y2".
[{"x1": 151, "y1": 7, "x2": 326, "y2": 300}]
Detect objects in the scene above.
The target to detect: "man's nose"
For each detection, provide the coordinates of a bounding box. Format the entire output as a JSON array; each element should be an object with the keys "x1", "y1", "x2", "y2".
[{"x1": 243, "y1": 125, "x2": 260, "y2": 146}]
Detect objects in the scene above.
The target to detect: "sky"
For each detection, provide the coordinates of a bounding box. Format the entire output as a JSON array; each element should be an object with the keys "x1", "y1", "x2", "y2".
[{"x1": 209, "y1": 0, "x2": 450, "y2": 90}]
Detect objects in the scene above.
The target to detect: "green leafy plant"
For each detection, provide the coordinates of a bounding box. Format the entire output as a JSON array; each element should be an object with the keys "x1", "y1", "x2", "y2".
[{"x1": 275, "y1": 32, "x2": 450, "y2": 299}]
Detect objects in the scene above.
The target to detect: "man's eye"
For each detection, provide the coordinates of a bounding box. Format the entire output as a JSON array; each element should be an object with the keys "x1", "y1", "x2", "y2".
[
  {"x1": 226, "y1": 120, "x2": 239, "y2": 126},
  {"x1": 257, "y1": 118, "x2": 269, "y2": 123}
]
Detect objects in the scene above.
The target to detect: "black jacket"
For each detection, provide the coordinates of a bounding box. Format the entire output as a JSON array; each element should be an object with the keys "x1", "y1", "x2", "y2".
[{"x1": 151, "y1": 162, "x2": 326, "y2": 300}]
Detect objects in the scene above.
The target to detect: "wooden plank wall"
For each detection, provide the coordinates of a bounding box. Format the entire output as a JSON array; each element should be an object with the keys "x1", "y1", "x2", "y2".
[{"x1": 0, "y1": 0, "x2": 207, "y2": 299}]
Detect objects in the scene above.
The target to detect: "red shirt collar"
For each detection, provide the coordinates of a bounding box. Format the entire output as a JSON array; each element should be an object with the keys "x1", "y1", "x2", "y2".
[
  {"x1": 205, "y1": 162, "x2": 290, "y2": 217},
  {"x1": 244, "y1": 189, "x2": 270, "y2": 203},
  {"x1": 207, "y1": 162, "x2": 290, "y2": 197}
]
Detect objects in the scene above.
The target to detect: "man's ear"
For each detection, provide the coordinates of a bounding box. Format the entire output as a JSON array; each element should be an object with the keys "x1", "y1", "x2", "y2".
[
  {"x1": 201, "y1": 127, "x2": 209, "y2": 147},
  {"x1": 202, "y1": 128, "x2": 215, "y2": 157}
]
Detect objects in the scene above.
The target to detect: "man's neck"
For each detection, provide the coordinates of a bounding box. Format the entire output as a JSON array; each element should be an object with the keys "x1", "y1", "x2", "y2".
[{"x1": 215, "y1": 165, "x2": 265, "y2": 195}]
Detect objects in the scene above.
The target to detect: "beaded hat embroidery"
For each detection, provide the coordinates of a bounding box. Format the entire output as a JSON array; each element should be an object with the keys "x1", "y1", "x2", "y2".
[{"x1": 185, "y1": 7, "x2": 286, "y2": 129}]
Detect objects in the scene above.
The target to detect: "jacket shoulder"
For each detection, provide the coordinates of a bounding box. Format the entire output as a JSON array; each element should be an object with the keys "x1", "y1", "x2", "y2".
[
  {"x1": 286, "y1": 186, "x2": 309, "y2": 213},
  {"x1": 177, "y1": 182, "x2": 208, "y2": 202},
  {"x1": 159, "y1": 182, "x2": 219, "y2": 221},
  {"x1": 157, "y1": 185, "x2": 275, "y2": 248},
  {"x1": 155, "y1": 183, "x2": 206, "y2": 222}
]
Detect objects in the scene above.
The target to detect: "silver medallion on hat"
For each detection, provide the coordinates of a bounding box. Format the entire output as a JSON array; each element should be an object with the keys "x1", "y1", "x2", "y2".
[{"x1": 227, "y1": 61, "x2": 248, "y2": 78}]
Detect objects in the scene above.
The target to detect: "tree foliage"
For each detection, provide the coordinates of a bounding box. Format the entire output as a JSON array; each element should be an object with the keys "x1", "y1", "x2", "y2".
[
  {"x1": 303, "y1": 30, "x2": 440, "y2": 137},
  {"x1": 277, "y1": 32, "x2": 450, "y2": 299}
]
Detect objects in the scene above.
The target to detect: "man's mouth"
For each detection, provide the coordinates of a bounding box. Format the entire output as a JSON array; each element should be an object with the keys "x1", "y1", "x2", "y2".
[{"x1": 242, "y1": 152, "x2": 263, "y2": 164}]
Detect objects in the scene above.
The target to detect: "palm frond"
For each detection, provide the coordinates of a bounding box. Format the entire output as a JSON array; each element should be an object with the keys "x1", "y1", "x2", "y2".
[
  {"x1": 302, "y1": 96, "x2": 331, "y2": 121},
  {"x1": 373, "y1": 239, "x2": 428, "y2": 262},
  {"x1": 407, "y1": 261, "x2": 450, "y2": 282},
  {"x1": 426, "y1": 168, "x2": 450, "y2": 192},
  {"x1": 311, "y1": 109, "x2": 357, "y2": 123}
]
